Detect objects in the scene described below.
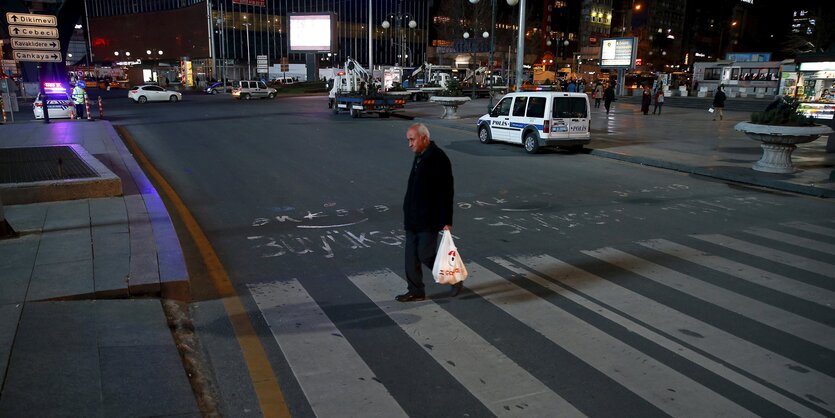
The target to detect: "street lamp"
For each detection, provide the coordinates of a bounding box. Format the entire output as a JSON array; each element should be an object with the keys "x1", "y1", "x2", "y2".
[
  {"x1": 242, "y1": 22, "x2": 252, "y2": 79},
  {"x1": 469, "y1": 0, "x2": 520, "y2": 109},
  {"x1": 382, "y1": 11, "x2": 417, "y2": 67}
]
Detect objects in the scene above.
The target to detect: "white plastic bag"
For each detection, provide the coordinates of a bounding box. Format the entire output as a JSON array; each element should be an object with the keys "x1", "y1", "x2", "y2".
[
  {"x1": 708, "y1": 107, "x2": 715, "y2": 113},
  {"x1": 432, "y1": 230, "x2": 468, "y2": 285}
]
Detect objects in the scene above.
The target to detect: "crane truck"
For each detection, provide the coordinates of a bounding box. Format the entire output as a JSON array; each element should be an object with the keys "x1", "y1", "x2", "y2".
[{"x1": 328, "y1": 58, "x2": 406, "y2": 118}]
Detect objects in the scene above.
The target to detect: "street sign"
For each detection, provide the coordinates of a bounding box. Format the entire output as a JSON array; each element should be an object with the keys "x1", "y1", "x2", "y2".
[
  {"x1": 8, "y1": 25, "x2": 59, "y2": 39},
  {"x1": 5, "y1": 12, "x2": 57, "y2": 27},
  {"x1": 12, "y1": 50, "x2": 62, "y2": 63},
  {"x1": 11, "y1": 38, "x2": 60, "y2": 51},
  {"x1": 281, "y1": 64, "x2": 289, "y2": 72},
  {"x1": 257, "y1": 55, "x2": 268, "y2": 73}
]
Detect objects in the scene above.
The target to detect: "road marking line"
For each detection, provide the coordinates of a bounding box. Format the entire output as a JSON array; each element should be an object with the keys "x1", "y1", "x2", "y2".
[
  {"x1": 502, "y1": 254, "x2": 833, "y2": 417},
  {"x1": 466, "y1": 261, "x2": 752, "y2": 417},
  {"x1": 249, "y1": 279, "x2": 407, "y2": 418},
  {"x1": 582, "y1": 247, "x2": 835, "y2": 350},
  {"x1": 745, "y1": 227, "x2": 835, "y2": 255},
  {"x1": 783, "y1": 222, "x2": 835, "y2": 239},
  {"x1": 349, "y1": 269, "x2": 583, "y2": 417},
  {"x1": 693, "y1": 234, "x2": 835, "y2": 279},
  {"x1": 638, "y1": 238, "x2": 835, "y2": 309},
  {"x1": 119, "y1": 127, "x2": 290, "y2": 418}
]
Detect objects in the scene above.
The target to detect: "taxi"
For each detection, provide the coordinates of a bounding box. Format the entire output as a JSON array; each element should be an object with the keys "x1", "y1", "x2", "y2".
[
  {"x1": 476, "y1": 91, "x2": 591, "y2": 154},
  {"x1": 33, "y1": 82, "x2": 76, "y2": 120}
]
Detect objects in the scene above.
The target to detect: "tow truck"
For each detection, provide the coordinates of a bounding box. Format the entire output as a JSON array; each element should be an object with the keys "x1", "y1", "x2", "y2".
[{"x1": 328, "y1": 58, "x2": 407, "y2": 118}]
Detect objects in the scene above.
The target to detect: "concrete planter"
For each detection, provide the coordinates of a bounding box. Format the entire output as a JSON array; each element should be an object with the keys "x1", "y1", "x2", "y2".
[
  {"x1": 734, "y1": 122, "x2": 834, "y2": 173},
  {"x1": 429, "y1": 96, "x2": 471, "y2": 119}
]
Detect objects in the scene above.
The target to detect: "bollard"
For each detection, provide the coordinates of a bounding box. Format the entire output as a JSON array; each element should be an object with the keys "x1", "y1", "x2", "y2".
[
  {"x1": 84, "y1": 94, "x2": 92, "y2": 121},
  {"x1": 98, "y1": 96, "x2": 104, "y2": 119}
]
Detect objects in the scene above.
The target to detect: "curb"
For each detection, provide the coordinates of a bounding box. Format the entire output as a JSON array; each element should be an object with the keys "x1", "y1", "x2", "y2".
[{"x1": 588, "y1": 149, "x2": 835, "y2": 198}]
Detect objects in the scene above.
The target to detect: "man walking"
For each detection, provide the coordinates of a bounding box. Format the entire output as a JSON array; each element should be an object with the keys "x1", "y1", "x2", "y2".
[
  {"x1": 71, "y1": 82, "x2": 86, "y2": 119},
  {"x1": 603, "y1": 83, "x2": 615, "y2": 114},
  {"x1": 398, "y1": 123, "x2": 457, "y2": 302},
  {"x1": 712, "y1": 84, "x2": 727, "y2": 121}
]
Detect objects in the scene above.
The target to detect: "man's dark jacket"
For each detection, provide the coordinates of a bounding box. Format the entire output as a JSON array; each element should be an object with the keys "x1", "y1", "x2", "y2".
[{"x1": 403, "y1": 141, "x2": 454, "y2": 232}]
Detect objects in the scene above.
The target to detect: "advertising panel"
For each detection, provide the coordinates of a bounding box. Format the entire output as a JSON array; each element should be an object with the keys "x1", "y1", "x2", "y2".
[
  {"x1": 599, "y1": 37, "x2": 637, "y2": 69},
  {"x1": 289, "y1": 14, "x2": 334, "y2": 52}
]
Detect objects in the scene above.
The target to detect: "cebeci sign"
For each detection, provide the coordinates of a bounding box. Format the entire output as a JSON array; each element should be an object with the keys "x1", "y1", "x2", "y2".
[{"x1": 8, "y1": 25, "x2": 59, "y2": 39}]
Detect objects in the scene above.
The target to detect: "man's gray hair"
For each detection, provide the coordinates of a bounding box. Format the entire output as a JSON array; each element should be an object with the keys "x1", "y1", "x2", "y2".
[{"x1": 410, "y1": 123, "x2": 430, "y2": 139}]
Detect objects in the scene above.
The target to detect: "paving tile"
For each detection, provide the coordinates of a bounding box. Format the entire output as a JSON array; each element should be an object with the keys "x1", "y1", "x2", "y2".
[
  {"x1": 100, "y1": 345, "x2": 199, "y2": 417},
  {"x1": 35, "y1": 228, "x2": 92, "y2": 265},
  {"x1": 93, "y1": 256, "x2": 130, "y2": 297},
  {"x1": 0, "y1": 302, "x2": 101, "y2": 417},
  {"x1": 27, "y1": 259, "x2": 94, "y2": 301},
  {"x1": 129, "y1": 251, "x2": 160, "y2": 295},
  {"x1": 95, "y1": 299, "x2": 172, "y2": 347},
  {"x1": 2, "y1": 203, "x2": 48, "y2": 232},
  {"x1": 93, "y1": 229, "x2": 130, "y2": 257},
  {"x1": 89, "y1": 197, "x2": 128, "y2": 227},
  {"x1": 0, "y1": 236, "x2": 38, "y2": 304},
  {"x1": 0, "y1": 303, "x2": 23, "y2": 391},
  {"x1": 43, "y1": 200, "x2": 90, "y2": 231}
]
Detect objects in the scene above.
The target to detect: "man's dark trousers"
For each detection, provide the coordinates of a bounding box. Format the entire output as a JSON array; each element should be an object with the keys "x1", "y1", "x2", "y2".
[
  {"x1": 75, "y1": 103, "x2": 84, "y2": 119},
  {"x1": 404, "y1": 230, "x2": 439, "y2": 296}
]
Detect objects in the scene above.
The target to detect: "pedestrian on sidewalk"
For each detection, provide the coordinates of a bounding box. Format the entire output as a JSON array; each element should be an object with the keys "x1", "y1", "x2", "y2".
[
  {"x1": 652, "y1": 89, "x2": 664, "y2": 115},
  {"x1": 592, "y1": 82, "x2": 604, "y2": 108},
  {"x1": 72, "y1": 82, "x2": 87, "y2": 119},
  {"x1": 713, "y1": 84, "x2": 727, "y2": 121},
  {"x1": 604, "y1": 83, "x2": 615, "y2": 114},
  {"x1": 641, "y1": 85, "x2": 652, "y2": 115},
  {"x1": 398, "y1": 123, "x2": 458, "y2": 302}
]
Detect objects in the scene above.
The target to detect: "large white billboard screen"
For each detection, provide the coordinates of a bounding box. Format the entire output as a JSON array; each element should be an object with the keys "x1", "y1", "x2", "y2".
[
  {"x1": 289, "y1": 14, "x2": 332, "y2": 52},
  {"x1": 600, "y1": 37, "x2": 637, "y2": 69}
]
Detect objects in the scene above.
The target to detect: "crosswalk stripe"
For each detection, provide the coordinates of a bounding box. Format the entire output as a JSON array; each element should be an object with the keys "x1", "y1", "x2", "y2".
[
  {"x1": 582, "y1": 247, "x2": 835, "y2": 350},
  {"x1": 745, "y1": 227, "x2": 835, "y2": 255},
  {"x1": 638, "y1": 238, "x2": 835, "y2": 309},
  {"x1": 348, "y1": 269, "x2": 584, "y2": 418},
  {"x1": 506, "y1": 254, "x2": 835, "y2": 416},
  {"x1": 693, "y1": 234, "x2": 835, "y2": 279},
  {"x1": 248, "y1": 279, "x2": 408, "y2": 418},
  {"x1": 783, "y1": 221, "x2": 835, "y2": 239},
  {"x1": 465, "y1": 261, "x2": 753, "y2": 417}
]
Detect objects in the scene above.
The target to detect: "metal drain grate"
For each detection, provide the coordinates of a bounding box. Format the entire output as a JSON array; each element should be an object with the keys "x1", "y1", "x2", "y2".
[{"x1": 0, "y1": 146, "x2": 99, "y2": 183}]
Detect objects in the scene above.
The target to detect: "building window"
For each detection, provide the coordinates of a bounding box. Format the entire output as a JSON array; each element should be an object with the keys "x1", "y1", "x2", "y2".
[{"x1": 704, "y1": 68, "x2": 722, "y2": 80}]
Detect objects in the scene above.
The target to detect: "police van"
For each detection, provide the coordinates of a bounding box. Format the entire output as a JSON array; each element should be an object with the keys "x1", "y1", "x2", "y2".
[{"x1": 476, "y1": 91, "x2": 591, "y2": 154}]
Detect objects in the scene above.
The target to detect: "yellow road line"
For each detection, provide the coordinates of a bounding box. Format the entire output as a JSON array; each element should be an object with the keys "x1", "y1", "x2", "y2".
[{"x1": 118, "y1": 126, "x2": 291, "y2": 418}]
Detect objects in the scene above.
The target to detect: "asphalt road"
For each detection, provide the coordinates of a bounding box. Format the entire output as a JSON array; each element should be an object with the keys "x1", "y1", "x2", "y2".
[{"x1": 105, "y1": 91, "x2": 835, "y2": 417}]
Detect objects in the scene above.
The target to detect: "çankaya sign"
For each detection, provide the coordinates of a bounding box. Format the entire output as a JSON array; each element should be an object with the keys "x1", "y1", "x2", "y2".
[{"x1": 13, "y1": 50, "x2": 62, "y2": 63}]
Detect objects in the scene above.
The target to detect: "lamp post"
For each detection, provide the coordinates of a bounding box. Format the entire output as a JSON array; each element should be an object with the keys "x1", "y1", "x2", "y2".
[
  {"x1": 242, "y1": 22, "x2": 252, "y2": 79},
  {"x1": 382, "y1": 9, "x2": 416, "y2": 67},
  {"x1": 469, "y1": 0, "x2": 519, "y2": 109}
]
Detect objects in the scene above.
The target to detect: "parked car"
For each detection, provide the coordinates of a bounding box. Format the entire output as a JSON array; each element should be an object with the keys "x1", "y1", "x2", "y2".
[
  {"x1": 476, "y1": 91, "x2": 591, "y2": 154},
  {"x1": 33, "y1": 91, "x2": 75, "y2": 120},
  {"x1": 231, "y1": 81, "x2": 277, "y2": 100},
  {"x1": 128, "y1": 85, "x2": 182, "y2": 103},
  {"x1": 205, "y1": 81, "x2": 234, "y2": 94}
]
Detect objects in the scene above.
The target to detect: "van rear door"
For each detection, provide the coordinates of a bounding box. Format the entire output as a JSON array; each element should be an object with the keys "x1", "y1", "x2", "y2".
[{"x1": 551, "y1": 96, "x2": 590, "y2": 139}]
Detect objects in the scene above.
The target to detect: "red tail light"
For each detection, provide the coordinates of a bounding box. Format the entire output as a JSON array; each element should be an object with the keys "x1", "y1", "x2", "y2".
[
  {"x1": 544, "y1": 120, "x2": 550, "y2": 133},
  {"x1": 130, "y1": 90, "x2": 137, "y2": 94},
  {"x1": 34, "y1": 102, "x2": 43, "y2": 107}
]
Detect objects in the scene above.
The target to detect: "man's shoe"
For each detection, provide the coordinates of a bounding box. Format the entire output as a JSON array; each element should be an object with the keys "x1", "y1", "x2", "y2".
[
  {"x1": 395, "y1": 293, "x2": 425, "y2": 302},
  {"x1": 451, "y1": 282, "x2": 463, "y2": 297}
]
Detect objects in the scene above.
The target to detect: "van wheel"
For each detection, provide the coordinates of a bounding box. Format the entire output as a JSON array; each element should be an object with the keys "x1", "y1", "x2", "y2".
[
  {"x1": 243, "y1": 93, "x2": 251, "y2": 100},
  {"x1": 524, "y1": 133, "x2": 540, "y2": 154},
  {"x1": 268, "y1": 92, "x2": 276, "y2": 99},
  {"x1": 478, "y1": 125, "x2": 493, "y2": 144}
]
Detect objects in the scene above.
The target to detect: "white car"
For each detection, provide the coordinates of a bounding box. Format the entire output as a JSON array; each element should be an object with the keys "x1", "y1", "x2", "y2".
[
  {"x1": 231, "y1": 80, "x2": 277, "y2": 100},
  {"x1": 128, "y1": 85, "x2": 182, "y2": 103},
  {"x1": 33, "y1": 91, "x2": 76, "y2": 120},
  {"x1": 476, "y1": 91, "x2": 591, "y2": 154}
]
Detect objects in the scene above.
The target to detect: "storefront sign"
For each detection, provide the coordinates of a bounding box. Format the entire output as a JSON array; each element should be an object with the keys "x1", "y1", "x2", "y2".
[
  {"x1": 799, "y1": 62, "x2": 835, "y2": 72},
  {"x1": 232, "y1": 0, "x2": 265, "y2": 7},
  {"x1": 115, "y1": 59, "x2": 142, "y2": 66}
]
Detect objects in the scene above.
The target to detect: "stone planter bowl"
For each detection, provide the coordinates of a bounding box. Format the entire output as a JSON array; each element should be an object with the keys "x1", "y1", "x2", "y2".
[
  {"x1": 734, "y1": 122, "x2": 834, "y2": 173},
  {"x1": 429, "y1": 96, "x2": 471, "y2": 119}
]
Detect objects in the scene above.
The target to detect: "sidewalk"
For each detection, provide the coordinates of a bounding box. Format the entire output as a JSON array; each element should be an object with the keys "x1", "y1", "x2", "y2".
[
  {"x1": 0, "y1": 120, "x2": 199, "y2": 416},
  {"x1": 403, "y1": 96, "x2": 835, "y2": 198}
]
